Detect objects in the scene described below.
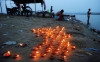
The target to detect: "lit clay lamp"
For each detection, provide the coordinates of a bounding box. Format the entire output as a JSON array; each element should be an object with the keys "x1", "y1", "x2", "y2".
[
  {"x1": 64, "y1": 51, "x2": 69, "y2": 55},
  {"x1": 50, "y1": 55, "x2": 55, "y2": 60},
  {"x1": 31, "y1": 29, "x2": 36, "y2": 33},
  {"x1": 30, "y1": 53, "x2": 36, "y2": 58},
  {"x1": 49, "y1": 35, "x2": 53, "y2": 38},
  {"x1": 62, "y1": 33, "x2": 66, "y2": 36},
  {"x1": 54, "y1": 49, "x2": 60, "y2": 55},
  {"x1": 59, "y1": 31, "x2": 63, "y2": 34},
  {"x1": 36, "y1": 45, "x2": 42, "y2": 49},
  {"x1": 61, "y1": 27, "x2": 65, "y2": 31},
  {"x1": 61, "y1": 50, "x2": 66, "y2": 55},
  {"x1": 55, "y1": 26, "x2": 60, "y2": 30},
  {"x1": 45, "y1": 48, "x2": 51, "y2": 53},
  {"x1": 59, "y1": 55, "x2": 66, "y2": 61},
  {"x1": 39, "y1": 42, "x2": 45, "y2": 45},
  {"x1": 12, "y1": 54, "x2": 20, "y2": 59},
  {"x1": 19, "y1": 43, "x2": 24, "y2": 47},
  {"x1": 66, "y1": 34, "x2": 70, "y2": 38},
  {"x1": 39, "y1": 30, "x2": 42, "y2": 35},
  {"x1": 67, "y1": 42, "x2": 70, "y2": 50},
  {"x1": 71, "y1": 46, "x2": 76, "y2": 50},
  {"x1": 52, "y1": 49, "x2": 59, "y2": 55},
  {"x1": 32, "y1": 47, "x2": 39, "y2": 51},
  {"x1": 30, "y1": 51, "x2": 40, "y2": 58},
  {"x1": 43, "y1": 41, "x2": 48, "y2": 45},
  {"x1": 56, "y1": 34, "x2": 60, "y2": 39},
  {"x1": 46, "y1": 45, "x2": 53, "y2": 49},
  {"x1": 36, "y1": 33, "x2": 40, "y2": 37},
  {"x1": 41, "y1": 53, "x2": 47, "y2": 57},
  {"x1": 3, "y1": 51, "x2": 11, "y2": 57}
]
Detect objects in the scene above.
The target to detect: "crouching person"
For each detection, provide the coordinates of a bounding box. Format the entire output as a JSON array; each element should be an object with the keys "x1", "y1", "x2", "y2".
[{"x1": 55, "y1": 9, "x2": 64, "y2": 21}]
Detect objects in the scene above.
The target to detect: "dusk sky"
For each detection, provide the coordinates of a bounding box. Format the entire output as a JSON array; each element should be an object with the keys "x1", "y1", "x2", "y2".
[{"x1": 0, "y1": 0, "x2": 100, "y2": 13}]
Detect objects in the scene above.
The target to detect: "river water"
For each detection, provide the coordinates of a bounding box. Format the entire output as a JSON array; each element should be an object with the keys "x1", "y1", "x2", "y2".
[{"x1": 75, "y1": 15, "x2": 100, "y2": 30}]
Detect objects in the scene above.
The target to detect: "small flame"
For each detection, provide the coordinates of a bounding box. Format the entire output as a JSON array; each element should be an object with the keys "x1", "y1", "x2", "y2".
[
  {"x1": 68, "y1": 42, "x2": 70, "y2": 47},
  {"x1": 30, "y1": 26, "x2": 75, "y2": 60},
  {"x1": 8, "y1": 51, "x2": 10, "y2": 54},
  {"x1": 36, "y1": 51, "x2": 39, "y2": 54},
  {"x1": 19, "y1": 43, "x2": 23, "y2": 47}
]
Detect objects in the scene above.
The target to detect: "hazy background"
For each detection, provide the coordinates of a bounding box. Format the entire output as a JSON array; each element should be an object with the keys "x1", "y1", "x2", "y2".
[
  {"x1": 0, "y1": 0, "x2": 100, "y2": 30},
  {"x1": 0, "y1": 0, "x2": 100, "y2": 13}
]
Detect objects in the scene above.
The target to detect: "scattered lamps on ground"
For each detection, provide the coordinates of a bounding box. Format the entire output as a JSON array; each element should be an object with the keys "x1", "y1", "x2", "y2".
[{"x1": 31, "y1": 26, "x2": 75, "y2": 61}]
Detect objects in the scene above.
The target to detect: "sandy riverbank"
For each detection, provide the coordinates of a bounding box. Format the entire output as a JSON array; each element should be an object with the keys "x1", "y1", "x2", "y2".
[{"x1": 0, "y1": 15, "x2": 100, "y2": 62}]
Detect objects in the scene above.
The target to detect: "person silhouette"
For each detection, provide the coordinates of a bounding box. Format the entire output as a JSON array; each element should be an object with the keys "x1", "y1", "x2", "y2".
[
  {"x1": 50, "y1": 6, "x2": 53, "y2": 13},
  {"x1": 87, "y1": 8, "x2": 91, "y2": 25},
  {"x1": 55, "y1": 9, "x2": 64, "y2": 20}
]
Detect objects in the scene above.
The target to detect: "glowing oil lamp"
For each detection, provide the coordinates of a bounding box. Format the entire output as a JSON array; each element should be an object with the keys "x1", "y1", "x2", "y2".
[
  {"x1": 36, "y1": 34, "x2": 39, "y2": 37},
  {"x1": 31, "y1": 26, "x2": 75, "y2": 60},
  {"x1": 61, "y1": 27, "x2": 65, "y2": 31},
  {"x1": 59, "y1": 55, "x2": 66, "y2": 61},
  {"x1": 66, "y1": 34, "x2": 70, "y2": 38},
  {"x1": 56, "y1": 26, "x2": 59, "y2": 29},
  {"x1": 30, "y1": 53, "x2": 36, "y2": 58},
  {"x1": 57, "y1": 48, "x2": 60, "y2": 51},
  {"x1": 67, "y1": 42, "x2": 70, "y2": 47},
  {"x1": 19, "y1": 43, "x2": 23, "y2": 47},
  {"x1": 31, "y1": 29, "x2": 36, "y2": 33},
  {"x1": 12, "y1": 54, "x2": 20, "y2": 59},
  {"x1": 62, "y1": 32, "x2": 65, "y2": 36},
  {"x1": 71, "y1": 46, "x2": 76, "y2": 49},
  {"x1": 41, "y1": 53, "x2": 47, "y2": 57},
  {"x1": 45, "y1": 49, "x2": 51, "y2": 53},
  {"x1": 52, "y1": 50, "x2": 59, "y2": 55},
  {"x1": 36, "y1": 45, "x2": 42, "y2": 49},
  {"x1": 30, "y1": 51, "x2": 40, "y2": 58},
  {"x1": 39, "y1": 42, "x2": 45, "y2": 45},
  {"x1": 3, "y1": 51, "x2": 11, "y2": 57},
  {"x1": 32, "y1": 47, "x2": 39, "y2": 51}
]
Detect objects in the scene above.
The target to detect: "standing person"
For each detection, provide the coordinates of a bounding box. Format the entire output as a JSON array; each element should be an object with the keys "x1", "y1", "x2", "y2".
[
  {"x1": 50, "y1": 6, "x2": 53, "y2": 13},
  {"x1": 87, "y1": 8, "x2": 91, "y2": 25},
  {"x1": 14, "y1": 1, "x2": 21, "y2": 15}
]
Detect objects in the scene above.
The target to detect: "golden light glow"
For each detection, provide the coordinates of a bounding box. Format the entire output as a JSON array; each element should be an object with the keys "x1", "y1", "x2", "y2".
[
  {"x1": 19, "y1": 43, "x2": 23, "y2": 47},
  {"x1": 31, "y1": 26, "x2": 75, "y2": 61}
]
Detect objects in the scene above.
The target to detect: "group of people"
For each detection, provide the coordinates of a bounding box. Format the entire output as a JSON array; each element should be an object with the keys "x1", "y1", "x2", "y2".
[
  {"x1": 54, "y1": 8, "x2": 91, "y2": 24},
  {"x1": 14, "y1": 1, "x2": 91, "y2": 24}
]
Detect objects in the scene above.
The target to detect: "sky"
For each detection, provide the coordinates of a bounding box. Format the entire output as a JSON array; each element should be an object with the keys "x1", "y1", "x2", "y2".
[{"x1": 0, "y1": 0, "x2": 100, "y2": 13}]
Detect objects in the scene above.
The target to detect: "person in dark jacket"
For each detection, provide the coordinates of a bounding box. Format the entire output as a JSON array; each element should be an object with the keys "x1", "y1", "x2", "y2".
[
  {"x1": 50, "y1": 6, "x2": 53, "y2": 13},
  {"x1": 87, "y1": 8, "x2": 91, "y2": 24}
]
